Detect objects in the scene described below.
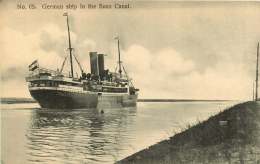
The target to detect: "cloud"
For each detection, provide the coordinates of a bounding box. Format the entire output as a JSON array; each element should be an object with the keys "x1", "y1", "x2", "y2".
[
  {"x1": 0, "y1": 24, "x2": 253, "y2": 99},
  {"x1": 39, "y1": 24, "x2": 67, "y2": 56},
  {"x1": 120, "y1": 45, "x2": 251, "y2": 100},
  {"x1": 0, "y1": 24, "x2": 97, "y2": 97},
  {"x1": 153, "y1": 48, "x2": 195, "y2": 75}
]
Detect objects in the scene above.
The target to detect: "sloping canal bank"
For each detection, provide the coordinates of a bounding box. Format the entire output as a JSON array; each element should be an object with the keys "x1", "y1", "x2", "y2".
[{"x1": 117, "y1": 101, "x2": 260, "y2": 164}]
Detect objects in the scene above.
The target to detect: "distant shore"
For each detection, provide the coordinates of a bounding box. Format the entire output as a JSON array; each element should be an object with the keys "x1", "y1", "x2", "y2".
[
  {"x1": 0, "y1": 97, "x2": 232, "y2": 104},
  {"x1": 117, "y1": 101, "x2": 260, "y2": 164},
  {"x1": 137, "y1": 99, "x2": 232, "y2": 102},
  {"x1": 1, "y1": 97, "x2": 36, "y2": 104},
  {"x1": 1, "y1": 97, "x2": 232, "y2": 104}
]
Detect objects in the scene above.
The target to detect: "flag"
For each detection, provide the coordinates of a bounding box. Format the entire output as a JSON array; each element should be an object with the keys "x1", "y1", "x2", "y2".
[
  {"x1": 114, "y1": 36, "x2": 119, "y2": 40},
  {"x1": 63, "y1": 12, "x2": 68, "y2": 16},
  {"x1": 29, "y1": 60, "x2": 39, "y2": 71}
]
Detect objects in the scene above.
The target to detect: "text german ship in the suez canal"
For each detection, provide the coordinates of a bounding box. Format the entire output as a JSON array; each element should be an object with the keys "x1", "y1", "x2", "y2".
[{"x1": 25, "y1": 14, "x2": 139, "y2": 109}]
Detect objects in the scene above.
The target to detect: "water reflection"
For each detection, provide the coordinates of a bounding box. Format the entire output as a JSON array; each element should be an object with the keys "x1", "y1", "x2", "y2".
[
  {"x1": 26, "y1": 107, "x2": 137, "y2": 164},
  {"x1": 2, "y1": 102, "x2": 238, "y2": 164}
]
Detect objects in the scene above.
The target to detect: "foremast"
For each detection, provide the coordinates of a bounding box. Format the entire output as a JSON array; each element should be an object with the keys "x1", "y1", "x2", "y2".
[
  {"x1": 63, "y1": 13, "x2": 74, "y2": 78},
  {"x1": 61, "y1": 13, "x2": 84, "y2": 78},
  {"x1": 116, "y1": 38, "x2": 122, "y2": 77}
]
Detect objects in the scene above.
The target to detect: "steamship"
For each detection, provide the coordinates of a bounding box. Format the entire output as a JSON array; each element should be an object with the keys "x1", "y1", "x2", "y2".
[{"x1": 25, "y1": 14, "x2": 139, "y2": 109}]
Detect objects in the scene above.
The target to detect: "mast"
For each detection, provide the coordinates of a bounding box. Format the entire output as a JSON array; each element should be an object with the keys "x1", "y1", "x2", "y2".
[
  {"x1": 255, "y1": 43, "x2": 259, "y2": 101},
  {"x1": 253, "y1": 81, "x2": 255, "y2": 101},
  {"x1": 117, "y1": 38, "x2": 122, "y2": 77},
  {"x1": 63, "y1": 13, "x2": 74, "y2": 78}
]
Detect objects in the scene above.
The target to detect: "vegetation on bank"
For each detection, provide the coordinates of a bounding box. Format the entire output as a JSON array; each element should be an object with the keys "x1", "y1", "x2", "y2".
[{"x1": 118, "y1": 101, "x2": 260, "y2": 164}]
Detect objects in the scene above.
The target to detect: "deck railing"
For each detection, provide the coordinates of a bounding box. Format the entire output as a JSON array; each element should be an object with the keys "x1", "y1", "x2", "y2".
[{"x1": 28, "y1": 67, "x2": 70, "y2": 77}]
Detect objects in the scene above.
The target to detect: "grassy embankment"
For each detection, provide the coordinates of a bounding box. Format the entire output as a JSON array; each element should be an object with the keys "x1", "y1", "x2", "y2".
[{"x1": 118, "y1": 101, "x2": 260, "y2": 164}]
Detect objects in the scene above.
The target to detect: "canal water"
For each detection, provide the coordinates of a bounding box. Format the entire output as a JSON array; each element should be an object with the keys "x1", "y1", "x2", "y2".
[{"x1": 1, "y1": 101, "x2": 238, "y2": 164}]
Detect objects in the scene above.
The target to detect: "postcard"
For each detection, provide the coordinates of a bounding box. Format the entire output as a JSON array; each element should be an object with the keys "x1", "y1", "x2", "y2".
[{"x1": 1, "y1": 0, "x2": 259, "y2": 163}]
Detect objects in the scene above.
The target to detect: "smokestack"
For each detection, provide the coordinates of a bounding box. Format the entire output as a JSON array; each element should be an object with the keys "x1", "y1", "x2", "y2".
[
  {"x1": 98, "y1": 54, "x2": 105, "y2": 77},
  {"x1": 89, "y1": 52, "x2": 98, "y2": 76}
]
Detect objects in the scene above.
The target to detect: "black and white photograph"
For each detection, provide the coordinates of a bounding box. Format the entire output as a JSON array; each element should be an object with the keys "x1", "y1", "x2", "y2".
[{"x1": 1, "y1": 0, "x2": 260, "y2": 163}]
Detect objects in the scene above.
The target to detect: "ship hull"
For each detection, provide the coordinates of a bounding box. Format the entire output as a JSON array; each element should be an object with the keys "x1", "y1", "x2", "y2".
[{"x1": 29, "y1": 89, "x2": 137, "y2": 109}]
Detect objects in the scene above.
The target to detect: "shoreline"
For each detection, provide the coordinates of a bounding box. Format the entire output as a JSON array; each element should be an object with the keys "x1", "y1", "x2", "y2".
[
  {"x1": 1, "y1": 97, "x2": 36, "y2": 104},
  {"x1": 137, "y1": 99, "x2": 233, "y2": 102},
  {"x1": 117, "y1": 101, "x2": 260, "y2": 164},
  {"x1": 1, "y1": 97, "x2": 233, "y2": 104}
]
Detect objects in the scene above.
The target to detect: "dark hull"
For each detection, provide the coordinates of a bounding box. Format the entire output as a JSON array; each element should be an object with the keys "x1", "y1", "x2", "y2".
[{"x1": 29, "y1": 89, "x2": 137, "y2": 109}]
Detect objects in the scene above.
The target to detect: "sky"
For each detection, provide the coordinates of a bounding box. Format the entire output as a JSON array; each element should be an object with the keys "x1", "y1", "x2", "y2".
[{"x1": 0, "y1": 0, "x2": 260, "y2": 100}]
